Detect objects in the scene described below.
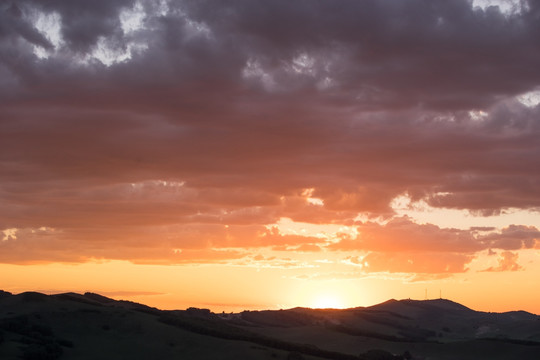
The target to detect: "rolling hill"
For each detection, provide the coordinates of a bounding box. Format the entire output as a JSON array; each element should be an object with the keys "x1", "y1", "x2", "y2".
[{"x1": 1, "y1": 291, "x2": 539, "y2": 360}]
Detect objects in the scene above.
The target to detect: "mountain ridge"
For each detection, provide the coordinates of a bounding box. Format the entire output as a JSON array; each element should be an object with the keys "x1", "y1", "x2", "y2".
[{"x1": 1, "y1": 290, "x2": 540, "y2": 360}]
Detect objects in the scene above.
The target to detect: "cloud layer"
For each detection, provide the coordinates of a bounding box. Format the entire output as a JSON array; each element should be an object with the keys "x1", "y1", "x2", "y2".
[{"x1": 1, "y1": 0, "x2": 540, "y2": 274}]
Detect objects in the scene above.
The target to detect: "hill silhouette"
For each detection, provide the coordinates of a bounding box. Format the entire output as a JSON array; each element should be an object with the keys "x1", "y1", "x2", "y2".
[{"x1": 1, "y1": 291, "x2": 539, "y2": 360}]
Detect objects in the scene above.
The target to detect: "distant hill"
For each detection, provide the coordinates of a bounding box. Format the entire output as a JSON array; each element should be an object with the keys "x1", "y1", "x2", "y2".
[{"x1": 1, "y1": 291, "x2": 539, "y2": 360}]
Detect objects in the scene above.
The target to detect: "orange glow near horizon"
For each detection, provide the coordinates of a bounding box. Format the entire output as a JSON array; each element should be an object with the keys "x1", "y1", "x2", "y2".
[
  {"x1": 310, "y1": 294, "x2": 346, "y2": 309},
  {"x1": 2, "y1": 212, "x2": 540, "y2": 314},
  {"x1": 2, "y1": 256, "x2": 540, "y2": 315}
]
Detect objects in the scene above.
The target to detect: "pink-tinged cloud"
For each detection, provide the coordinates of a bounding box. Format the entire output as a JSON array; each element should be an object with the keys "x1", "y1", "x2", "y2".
[
  {"x1": 1, "y1": 0, "x2": 540, "y2": 275},
  {"x1": 330, "y1": 217, "x2": 483, "y2": 253},
  {"x1": 330, "y1": 218, "x2": 539, "y2": 254},
  {"x1": 327, "y1": 219, "x2": 539, "y2": 273},
  {"x1": 481, "y1": 251, "x2": 523, "y2": 272}
]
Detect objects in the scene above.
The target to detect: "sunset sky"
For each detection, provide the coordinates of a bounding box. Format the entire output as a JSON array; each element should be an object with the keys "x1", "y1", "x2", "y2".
[{"x1": 2, "y1": 0, "x2": 540, "y2": 313}]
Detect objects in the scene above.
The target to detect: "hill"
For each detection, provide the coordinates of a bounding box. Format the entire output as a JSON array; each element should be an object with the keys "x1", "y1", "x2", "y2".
[{"x1": 1, "y1": 291, "x2": 539, "y2": 360}]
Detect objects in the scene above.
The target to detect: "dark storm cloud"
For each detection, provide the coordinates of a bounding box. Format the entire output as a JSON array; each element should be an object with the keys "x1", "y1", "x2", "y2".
[
  {"x1": 184, "y1": 0, "x2": 540, "y2": 107},
  {"x1": 1, "y1": 0, "x2": 540, "y2": 270},
  {"x1": 0, "y1": 3, "x2": 52, "y2": 49},
  {"x1": 1, "y1": 0, "x2": 133, "y2": 51},
  {"x1": 3, "y1": 0, "x2": 540, "y2": 107}
]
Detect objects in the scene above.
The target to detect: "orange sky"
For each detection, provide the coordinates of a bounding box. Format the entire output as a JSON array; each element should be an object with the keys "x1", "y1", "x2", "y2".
[{"x1": 1, "y1": 0, "x2": 540, "y2": 314}]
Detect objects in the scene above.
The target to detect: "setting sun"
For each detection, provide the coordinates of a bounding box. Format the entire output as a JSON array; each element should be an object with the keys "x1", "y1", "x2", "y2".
[{"x1": 311, "y1": 294, "x2": 346, "y2": 309}]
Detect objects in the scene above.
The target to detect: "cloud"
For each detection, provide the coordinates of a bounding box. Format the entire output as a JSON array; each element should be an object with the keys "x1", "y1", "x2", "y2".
[
  {"x1": 4, "y1": 0, "x2": 540, "y2": 106},
  {"x1": 480, "y1": 225, "x2": 540, "y2": 250},
  {"x1": 327, "y1": 218, "x2": 538, "y2": 274},
  {"x1": 331, "y1": 217, "x2": 538, "y2": 254},
  {"x1": 1, "y1": 0, "x2": 540, "y2": 272},
  {"x1": 481, "y1": 250, "x2": 523, "y2": 271},
  {"x1": 361, "y1": 252, "x2": 473, "y2": 274}
]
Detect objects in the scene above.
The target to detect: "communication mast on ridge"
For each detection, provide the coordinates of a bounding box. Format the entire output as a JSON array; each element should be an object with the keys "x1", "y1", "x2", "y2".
[
  {"x1": 425, "y1": 288, "x2": 427, "y2": 300},
  {"x1": 440, "y1": 289, "x2": 442, "y2": 299}
]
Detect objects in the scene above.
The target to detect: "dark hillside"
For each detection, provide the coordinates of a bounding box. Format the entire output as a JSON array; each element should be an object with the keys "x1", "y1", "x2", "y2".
[{"x1": 1, "y1": 291, "x2": 539, "y2": 360}]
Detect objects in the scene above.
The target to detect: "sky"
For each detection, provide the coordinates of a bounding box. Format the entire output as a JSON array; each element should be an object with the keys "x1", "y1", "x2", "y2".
[{"x1": 1, "y1": 0, "x2": 540, "y2": 313}]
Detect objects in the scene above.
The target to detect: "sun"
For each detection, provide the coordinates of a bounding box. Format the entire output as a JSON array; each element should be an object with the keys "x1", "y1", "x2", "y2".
[{"x1": 311, "y1": 294, "x2": 346, "y2": 309}]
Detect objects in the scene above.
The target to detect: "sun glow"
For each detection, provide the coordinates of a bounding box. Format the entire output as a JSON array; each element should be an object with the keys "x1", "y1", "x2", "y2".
[{"x1": 311, "y1": 294, "x2": 346, "y2": 309}]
